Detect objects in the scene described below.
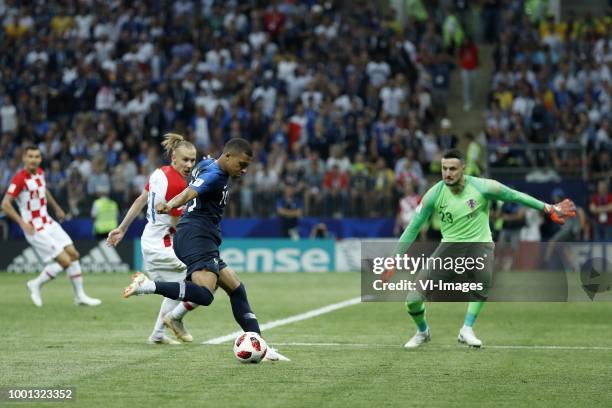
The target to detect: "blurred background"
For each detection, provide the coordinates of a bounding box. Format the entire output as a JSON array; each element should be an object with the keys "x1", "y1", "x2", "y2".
[{"x1": 0, "y1": 0, "x2": 609, "y2": 246}]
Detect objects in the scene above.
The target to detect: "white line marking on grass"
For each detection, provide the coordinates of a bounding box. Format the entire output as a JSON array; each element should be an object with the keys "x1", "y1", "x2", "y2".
[
  {"x1": 480, "y1": 345, "x2": 612, "y2": 351},
  {"x1": 268, "y1": 342, "x2": 612, "y2": 351},
  {"x1": 202, "y1": 296, "x2": 362, "y2": 345}
]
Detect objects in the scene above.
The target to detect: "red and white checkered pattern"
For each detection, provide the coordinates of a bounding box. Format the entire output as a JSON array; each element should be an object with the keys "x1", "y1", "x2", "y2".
[{"x1": 7, "y1": 168, "x2": 53, "y2": 232}]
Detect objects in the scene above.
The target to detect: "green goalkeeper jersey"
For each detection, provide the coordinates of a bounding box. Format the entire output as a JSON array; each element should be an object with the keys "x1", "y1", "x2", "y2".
[{"x1": 396, "y1": 176, "x2": 546, "y2": 253}]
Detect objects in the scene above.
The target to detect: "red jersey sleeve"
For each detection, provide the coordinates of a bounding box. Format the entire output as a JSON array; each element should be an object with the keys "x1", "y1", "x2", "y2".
[
  {"x1": 170, "y1": 208, "x2": 184, "y2": 217},
  {"x1": 7, "y1": 171, "x2": 26, "y2": 197}
]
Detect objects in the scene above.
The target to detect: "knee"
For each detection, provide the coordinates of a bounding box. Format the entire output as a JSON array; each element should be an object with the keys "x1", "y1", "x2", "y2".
[
  {"x1": 188, "y1": 278, "x2": 216, "y2": 306},
  {"x1": 199, "y1": 287, "x2": 214, "y2": 306},
  {"x1": 221, "y1": 274, "x2": 242, "y2": 295},
  {"x1": 65, "y1": 246, "x2": 80, "y2": 261},
  {"x1": 58, "y1": 258, "x2": 72, "y2": 269}
]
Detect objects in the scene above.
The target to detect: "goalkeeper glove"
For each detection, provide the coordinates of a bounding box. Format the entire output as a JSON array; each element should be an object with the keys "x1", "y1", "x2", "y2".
[{"x1": 545, "y1": 199, "x2": 577, "y2": 225}]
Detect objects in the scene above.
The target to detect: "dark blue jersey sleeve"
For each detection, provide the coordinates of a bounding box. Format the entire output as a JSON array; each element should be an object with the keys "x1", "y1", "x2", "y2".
[{"x1": 189, "y1": 169, "x2": 221, "y2": 195}]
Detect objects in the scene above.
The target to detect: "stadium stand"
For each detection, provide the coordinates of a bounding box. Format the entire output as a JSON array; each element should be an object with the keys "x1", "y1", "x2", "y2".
[
  {"x1": 0, "y1": 1, "x2": 609, "y2": 239},
  {"x1": 0, "y1": 0, "x2": 459, "y2": 221}
]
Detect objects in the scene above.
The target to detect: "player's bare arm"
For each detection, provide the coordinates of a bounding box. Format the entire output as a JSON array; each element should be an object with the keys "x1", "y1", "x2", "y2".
[
  {"x1": 107, "y1": 189, "x2": 148, "y2": 247},
  {"x1": 45, "y1": 190, "x2": 65, "y2": 222},
  {"x1": 1, "y1": 193, "x2": 34, "y2": 235},
  {"x1": 156, "y1": 187, "x2": 197, "y2": 214}
]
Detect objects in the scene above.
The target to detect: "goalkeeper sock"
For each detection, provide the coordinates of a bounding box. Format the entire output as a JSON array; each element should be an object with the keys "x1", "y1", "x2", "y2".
[
  {"x1": 463, "y1": 301, "x2": 485, "y2": 328},
  {"x1": 406, "y1": 300, "x2": 428, "y2": 332},
  {"x1": 154, "y1": 281, "x2": 214, "y2": 306},
  {"x1": 229, "y1": 283, "x2": 261, "y2": 334}
]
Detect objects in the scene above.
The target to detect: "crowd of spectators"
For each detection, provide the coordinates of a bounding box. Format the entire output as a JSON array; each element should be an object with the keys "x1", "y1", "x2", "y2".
[
  {"x1": 0, "y1": 0, "x2": 609, "y2": 243},
  {"x1": 0, "y1": 0, "x2": 473, "y2": 220},
  {"x1": 482, "y1": 5, "x2": 611, "y2": 241},
  {"x1": 484, "y1": 6, "x2": 610, "y2": 179}
]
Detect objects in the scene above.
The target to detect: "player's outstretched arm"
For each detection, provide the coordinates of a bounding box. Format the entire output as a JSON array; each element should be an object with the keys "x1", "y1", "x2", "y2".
[
  {"x1": 157, "y1": 187, "x2": 198, "y2": 214},
  {"x1": 476, "y1": 178, "x2": 576, "y2": 224},
  {"x1": 107, "y1": 189, "x2": 148, "y2": 247},
  {"x1": 382, "y1": 189, "x2": 437, "y2": 283},
  {"x1": 1, "y1": 194, "x2": 34, "y2": 235},
  {"x1": 45, "y1": 190, "x2": 65, "y2": 222},
  {"x1": 393, "y1": 184, "x2": 439, "y2": 255}
]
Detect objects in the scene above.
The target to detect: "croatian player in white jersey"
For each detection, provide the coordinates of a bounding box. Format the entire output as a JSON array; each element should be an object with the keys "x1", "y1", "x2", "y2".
[
  {"x1": 1, "y1": 146, "x2": 101, "y2": 307},
  {"x1": 107, "y1": 134, "x2": 199, "y2": 344}
]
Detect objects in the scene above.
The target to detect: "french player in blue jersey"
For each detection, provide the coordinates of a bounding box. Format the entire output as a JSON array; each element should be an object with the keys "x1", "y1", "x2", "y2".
[{"x1": 123, "y1": 138, "x2": 289, "y2": 361}]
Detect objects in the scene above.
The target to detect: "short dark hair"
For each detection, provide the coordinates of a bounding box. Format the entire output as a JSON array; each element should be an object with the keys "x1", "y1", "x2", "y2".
[
  {"x1": 24, "y1": 145, "x2": 40, "y2": 153},
  {"x1": 224, "y1": 138, "x2": 253, "y2": 157},
  {"x1": 442, "y1": 149, "x2": 464, "y2": 161}
]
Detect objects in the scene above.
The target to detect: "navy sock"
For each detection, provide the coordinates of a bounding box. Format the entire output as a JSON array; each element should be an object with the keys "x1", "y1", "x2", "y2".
[
  {"x1": 229, "y1": 283, "x2": 260, "y2": 334},
  {"x1": 155, "y1": 281, "x2": 214, "y2": 306}
]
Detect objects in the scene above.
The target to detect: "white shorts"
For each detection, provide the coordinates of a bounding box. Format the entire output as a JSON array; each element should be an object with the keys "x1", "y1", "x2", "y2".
[
  {"x1": 141, "y1": 244, "x2": 187, "y2": 282},
  {"x1": 26, "y1": 221, "x2": 74, "y2": 263}
]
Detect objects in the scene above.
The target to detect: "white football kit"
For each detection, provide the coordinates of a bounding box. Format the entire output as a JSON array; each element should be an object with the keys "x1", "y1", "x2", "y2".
[
  {"x1": 141, "y1": 166, "x2": 188, "y2": 282},
  {"x1": 8, "y1": 168, "x2": 73, "y2": 262}
]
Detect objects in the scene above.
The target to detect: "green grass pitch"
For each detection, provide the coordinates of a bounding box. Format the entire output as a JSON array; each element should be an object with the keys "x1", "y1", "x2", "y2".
[{"x1": 1, "y1": 272, "x2": 612, "y2": 407}]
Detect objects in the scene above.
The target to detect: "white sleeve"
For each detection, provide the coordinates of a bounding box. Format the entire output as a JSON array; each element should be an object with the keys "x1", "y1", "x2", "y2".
[{"x1": 148, "y1": 169, "x2": 168, "y2": 207}]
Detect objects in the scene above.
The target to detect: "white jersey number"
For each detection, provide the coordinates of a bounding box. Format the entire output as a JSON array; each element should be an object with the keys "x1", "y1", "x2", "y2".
[{"x1": 187, "y1": 198, "x2": 197, "y2": 213}]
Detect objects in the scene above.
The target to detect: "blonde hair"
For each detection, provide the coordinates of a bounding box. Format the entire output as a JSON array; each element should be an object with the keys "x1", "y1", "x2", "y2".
[{"x1": 161, "y1": 133, "x2": 194, "y2": 156}]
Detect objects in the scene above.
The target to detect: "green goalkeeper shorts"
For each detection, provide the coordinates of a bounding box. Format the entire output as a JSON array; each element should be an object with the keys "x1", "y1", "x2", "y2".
[{"x1": 406, "y1": 242, "x2": 495, "y2": 302}]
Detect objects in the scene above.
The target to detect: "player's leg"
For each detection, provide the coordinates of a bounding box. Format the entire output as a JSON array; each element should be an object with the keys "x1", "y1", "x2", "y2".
[
  {"x1": 402, "y1": 244, "x2": 442, "y2": 347},
  {"x1": 157, "y1": 268, "x2": 197, "y2": 343},
  {"x1": 162, "y1": 300, "x2": 198, "y2": 343},
  {"x1": 166, "y1": 301, "x2": 198, "y2": 321},
  {"x1": 149, "y1": 297, "x2": 182, "y2": 345},
  {"x1": 28, "y1": 262, "x2": 64, "y2": 300},
  {"x1": 47, "y1": 222, "x2": 100, "y2": 305},
  {"x1": 124, "y1": 269, "x2": 217, "y2": 305},
  {"x1": 63, "y1": 244, "x2": 101, "y2": 306},
  {"x1": 25, "y1": 230, "x2": 69, "y2": 307},
  {"x1": 124, "y1": 228, "x2": 219, "y2": 305},
  {"x1": 218, "y1": 265, "x2": 260, "y2": 334},
  {"x1": 458, "y1": 243, "x2": 495, "y2": 348},
  {"x1": 404, "y1": 291, "x2": 431, "y2": 349},
  {"x1": 27, "y1": 262, "x2": 63, "y2": 307},
  {"x1": 217, "y1": 265, "x2": 290, "y2": 361},
  {"x1": 161, "y1": 256, "x2": 199, "y2": 342},
  {"x1": 141, "y1": 248, "x2": 196, "y2": 343},
  {"x1": 458, "y1": 300, "x2": 485, "y2": 348},
  {"x1": 126, "y1": 226, "x2": 227, "y2": 310},
  {"x1": 139, "y1": 268, "x2": 180, "y2": 345},
  {"x1": 403, "y1": 242, "x2": 458, "y2": 348}
]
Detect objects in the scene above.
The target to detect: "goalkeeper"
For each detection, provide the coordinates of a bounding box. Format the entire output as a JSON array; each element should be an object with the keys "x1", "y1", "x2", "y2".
[{"x1": 387, "y1": 150, "x2": 576, "y2": 348}]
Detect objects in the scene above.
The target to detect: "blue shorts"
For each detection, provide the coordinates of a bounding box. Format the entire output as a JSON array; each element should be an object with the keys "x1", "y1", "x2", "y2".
[{"x1": 173, "y1": 223, "x2": 227, "y2": 279}]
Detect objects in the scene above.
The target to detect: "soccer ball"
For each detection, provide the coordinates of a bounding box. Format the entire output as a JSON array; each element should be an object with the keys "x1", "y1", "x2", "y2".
[{"x1": 233, "y1": 332, "x2": 268, "y2": 364}]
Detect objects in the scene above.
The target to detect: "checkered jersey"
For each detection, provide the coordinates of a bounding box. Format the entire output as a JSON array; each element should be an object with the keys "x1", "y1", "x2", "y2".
[{"x1": 7, "y1": 168, "x2": 54, "y2": 231}]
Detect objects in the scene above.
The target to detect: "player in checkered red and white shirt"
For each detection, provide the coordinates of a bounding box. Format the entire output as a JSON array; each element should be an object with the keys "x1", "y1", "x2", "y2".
[
  {"x1": 1, "y1": 146, "x2": 101, "y2": 307},
  {"x1": 107, "y1": 134, "x2": 198, "y2": 344}
]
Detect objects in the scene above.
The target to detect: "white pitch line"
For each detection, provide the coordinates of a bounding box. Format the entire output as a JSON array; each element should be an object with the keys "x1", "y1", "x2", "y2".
[
  {"x1": 268, "y1": 342, "x2": 612, "y2": 351},
  {"x1": 201, "y1": 298, "x2": 612, "y2": 351},
  {"x1": 202, "y1": 296, "x2": 362, "y2": 345},
  {"x1": 479, "y1": 345, "x2": 612, "y2": 351}
]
